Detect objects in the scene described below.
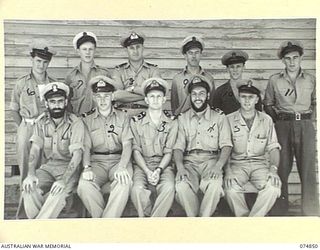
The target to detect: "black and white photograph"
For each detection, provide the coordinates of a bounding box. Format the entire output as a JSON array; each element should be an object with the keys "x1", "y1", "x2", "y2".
[{"x1": 4, "y1": 19, "x2": 319, "y2": 221}]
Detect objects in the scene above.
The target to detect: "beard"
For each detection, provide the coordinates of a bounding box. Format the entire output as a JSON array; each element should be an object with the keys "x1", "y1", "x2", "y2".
[
  {"x1": 191, "y1": 99, "x2": 208, "y2": 112},
  {"x1": 48, "y1": 107, "x2": 66, "y2": 119}
]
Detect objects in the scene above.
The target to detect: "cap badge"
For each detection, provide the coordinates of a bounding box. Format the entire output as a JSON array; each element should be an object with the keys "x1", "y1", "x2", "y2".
[
  {"x1": 150, "y1": 80, "x2": 160, "y2": 87},
  {"x1": 231, "y1": 52, "x2": 237, "y2": 58},
  {"x1": 83, "y1": 32, "x2": 87, "y2": 36},
  {"x1": 44, "y1": 47, "x2": 48, "y2": 52},
  {"x1": 247, "y1": 80, "x2": 253, "y2": 87},
  {"x1": 97, "y1": 80, "x2": 106, "y2": 87},
  {"x1": 183, "y1": 79, "x2": 189, "y2": 87},
  {"x1": 192, "y1": 36, "x2": 196, "y2": 41},
  {"x1": 130, "y1": 33, "x2": 139, "y2": 39},
  {"x1": 192, "y1": 77, "x2": 201, "y2": 83},
  {"x1": 52, "y1": 84, "x2": 58, "y2": 92},
  {"x1": 287, "y1": 41, "x2": 293, "y2": 47}
]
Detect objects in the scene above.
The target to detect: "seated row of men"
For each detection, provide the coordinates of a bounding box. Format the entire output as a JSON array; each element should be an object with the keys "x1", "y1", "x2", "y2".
[
  {"x1": 21, "y1": 75, "x2": 281, "y2": 218},
  {"x1": 11, "y1": 30, "x2": 319, "y2": 218}
]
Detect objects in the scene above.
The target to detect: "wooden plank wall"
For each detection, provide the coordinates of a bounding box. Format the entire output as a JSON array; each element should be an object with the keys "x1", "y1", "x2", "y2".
[{"x1": 4, "y1": 19, "x2": 318, "y2": 203}]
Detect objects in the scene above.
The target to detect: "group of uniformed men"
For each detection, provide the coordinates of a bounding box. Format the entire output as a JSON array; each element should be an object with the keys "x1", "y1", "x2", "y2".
[{"x1": 10, "y1": 29, "x2": 319, "y2": 219}]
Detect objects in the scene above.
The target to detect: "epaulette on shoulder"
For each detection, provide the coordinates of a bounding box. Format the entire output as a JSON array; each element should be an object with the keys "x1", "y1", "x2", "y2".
[
  {"x1": 131, "y1": 111, "x2": 146, "y2": 122},
  {"x1": 146, "y1": 62, "x2": 158, "y2": 67},
  {"x1": 81, "y1": 108, "x2": 96, "y2": 118},
  {"x1": 115, "y1": 62, "x2": 128, "y2": 69},
  {"x1": 212, "y1": 107, "x2": 224, "y2": 115},
  {"x1": 163, "y1": 110, "x2": 176, "y2": 120}
]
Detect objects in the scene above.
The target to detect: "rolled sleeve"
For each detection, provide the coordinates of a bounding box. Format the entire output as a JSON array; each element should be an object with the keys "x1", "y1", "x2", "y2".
[
  {"x1": 69, "y1": 119, "x2": 85, "y2": 154},
  {"x1": 130, "y1": 119, "x2": 142, "y2": 153},
  {"x1": 266, "y1": 121, "x2": 281, "y2": 152},
  {"x1": 30, "y1": 123, "x2": 44, "y2": 149},
  {"x1": 163, "y1": 120, "x2": 178, "y2": 154},
  {"x1": 218, "y1": 115, "x2": 233, "y2": 149},
  {"x1": 173, "y1": 118, "x2": 186, "y2": 151}
]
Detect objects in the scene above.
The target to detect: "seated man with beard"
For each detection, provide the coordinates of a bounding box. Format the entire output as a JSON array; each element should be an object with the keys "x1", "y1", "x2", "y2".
[
  {"x1": 22, "y1": 82, "x2": 85, "y2": 219},
  {"x1": 173, "y1": 75, "x2": 232, "y2": 217}
]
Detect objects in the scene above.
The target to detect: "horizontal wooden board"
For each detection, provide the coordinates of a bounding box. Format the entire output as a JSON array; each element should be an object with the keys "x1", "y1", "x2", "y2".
[
  {"x1": 5, "y1": 45, "x2": 316, "y2": 60},
  {"x1": 4, "y1": 19, "x2": 316, "y2": 29},
  {"x1": 5, "y1": 67, "x2": 316, "y2": 82},
  {"x1": 5, "y1": 34, "x2": 316, "y2": 50},
  {"x1": 5, "y1": 56, "x2": 316, "y2": 70},
  {"x1": 4, "y1": 23, "x2": 316, "y2": 40}
]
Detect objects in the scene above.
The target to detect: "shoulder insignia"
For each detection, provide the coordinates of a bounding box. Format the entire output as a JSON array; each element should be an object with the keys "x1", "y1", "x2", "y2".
[
  {"x1": 81, "y1": 108, "x2": 96, "y2": 118},
  {"x1": 212, "y1": 107, "x2": 224, "y2": 115},
  {"x1": 131, "y1": 111, "x2": 146, "y2": 122},
  {"x1": 115, "y1": 62, "x2": 128, "y2": 69},
  {"x1": 163, "y1": 110, "x2": 176, "y2": 120},
  {"x1": 145, "y1": 62, "x2": 158, "y2": 67}
]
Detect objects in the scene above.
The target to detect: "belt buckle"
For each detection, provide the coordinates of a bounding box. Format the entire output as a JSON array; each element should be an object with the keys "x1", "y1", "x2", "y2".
[{"x1": 295, "y1": 113, "x2": 301, "y2": 121}]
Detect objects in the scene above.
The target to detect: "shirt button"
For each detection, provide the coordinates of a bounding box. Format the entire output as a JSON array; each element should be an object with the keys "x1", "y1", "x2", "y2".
[
  {"x1": 197, "y1": 132, "x2": 200, "y2": 135},
  {"x1": 197, "y1": 142, "x2": 199, "y2": 144}
]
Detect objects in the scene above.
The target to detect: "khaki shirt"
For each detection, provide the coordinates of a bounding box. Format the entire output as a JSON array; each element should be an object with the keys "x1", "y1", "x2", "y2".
[
  {"x1": 130, "y1": 110, "x2": 178, "y2": 158},
  {"x1": 171, "y1": 66, "x2": 215, "y2": 115},
  {"x1": 10, "y1": 72, "x2": 56, "y2": 119},
  {"x1": 83, "y1": 108, "x2": 133, "y2": 154},
  {"x1": 227, "y1": 110, "x2": 280, "y2": 162},
  {"x1": 65, "y1": 62, "x2": 111, "y2": 115},
  {"x1": 264, "y1": 69, "x2": 316, "y2": 113},
  {"x1": 174, "y1": 106, "x2": 232, "y2": 152},
  {"x1": 30, "y1": 112, "x2": 84, "y2": 163}
]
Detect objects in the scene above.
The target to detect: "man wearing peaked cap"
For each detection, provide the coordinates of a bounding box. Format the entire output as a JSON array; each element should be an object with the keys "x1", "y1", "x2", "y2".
[
  {"x1": 130, "y1": 78, "x2": 177, "y2": 217},
  {"x1": 171, "y1": 35, "x2": 215, "y2": 115},
  {"x1": 264, "y1": 40, "x2": 319, "y2": 216},
  {"x1": 173, "y1": 75, "x2": 232, "y2": 217},
  {"x1": 224, "y1": 80, "x2": 281, "y2": 217},
  {"x1": 112, "y1": 30, "x2": 161, "y2": 117},
  {"x1": 66, "y1": 31, "x2": 112, "y2": 116},
  {"x1": 212, "y1": 50, "x2": 262, "y2": 115},
  {"x1": 10, "y1": 40, "x2": 57, "y2": 218},
  {"x1": 77, "y1": 75, "x2": 133, "y2": 218},
  {"x1": 22, "y1": 81, "x2": 85, "y2": 219}
]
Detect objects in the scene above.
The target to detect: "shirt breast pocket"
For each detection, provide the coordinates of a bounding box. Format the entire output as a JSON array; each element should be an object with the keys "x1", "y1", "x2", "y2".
[
  {"x1": 253, "y1": 137, "x2": 267, "y2": 155},
  {"x1": 141, "y1": 135, "x2": 154, "y2": 154},
  {"x1": 232, "y1": 134, "x2": 246, "y2": 154},
  {"x1": 91, "y1": 129, "x2": 105, "y2": 148},
  {"x1": 59, "y1": 138, "x2": 70, "y2": 156},
  {"x1": 203, "y1": 130, "x2": 219, "y2": 150}
]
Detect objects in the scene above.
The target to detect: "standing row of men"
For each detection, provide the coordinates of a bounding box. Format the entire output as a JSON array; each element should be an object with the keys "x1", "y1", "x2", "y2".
[{"x1": 10, "y1": 30, "x2": 319, "y2": 218}]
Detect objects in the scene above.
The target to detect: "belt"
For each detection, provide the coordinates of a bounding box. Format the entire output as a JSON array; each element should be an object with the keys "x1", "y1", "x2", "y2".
[
  {"x1": 185, "y1": 149, "x2": 219, "y2": 155},
  {"x1": 93, "y1": 151, "x2": 122, "y2": 155},
  {"x1": 116, "y1": 103, "x2": 147, "y2": 109},
  {"x1": 277, "y1": 112, "x2": 312, "y2": 121}
]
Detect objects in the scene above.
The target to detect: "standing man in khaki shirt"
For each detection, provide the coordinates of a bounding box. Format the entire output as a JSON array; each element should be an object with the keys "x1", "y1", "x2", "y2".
[
  {"x1": 10, "y1": 42, "x2": 57, "y2": 219},
  {"x1": 65, "y1": 31, "x2": 112, "y2": 116},
  {"x1": 22, "y1": 82, "x2": 84, "y2": 219},
  {"x1": 171, "y1": 35, "x2": 215, "y2": 115},
  {"x1": 112, "y1": 31, "x2": 161, "y2": 116},
  {"x1": 173, "y1": 75, "x2": 232, "y2": 217},
  {"x1": 77, "y1": 76, "x2": 133, "y2": 218},
  {"x1": 264, "y1": 40, "x2": 319, "y2": 216},
  {"x1": 225, "y1": 82, "x2": 281, "y2": 217},
  {"x1": 130, "y1": 78, "x2": 178, "y2": 217}
]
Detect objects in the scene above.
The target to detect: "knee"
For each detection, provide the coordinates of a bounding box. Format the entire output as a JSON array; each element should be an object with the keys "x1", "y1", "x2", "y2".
[
  {"x1": 77, "y1": 179, "x2": 94, "y2": 196},
  {"x1": 224, "y1": 186, "x2": 239, "y2": 198},
  {"x1": 175, "y1": 181, "x2": 190, "y2": 195},
  {"x1": 263, "y1": 185, "x2": 281, "y2": 198},
  {"x1": 131, "y1": 183, "x2": 144, "y2": 196}
]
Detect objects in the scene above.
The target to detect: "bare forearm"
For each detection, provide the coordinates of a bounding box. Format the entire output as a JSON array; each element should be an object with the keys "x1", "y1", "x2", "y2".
[
  {"x1": 269, "y1": 148, "x2": 280, "y2": 167},
  {"x1": 158, "y1": 153, "x2": 172, "y2": 170},
  {"x1": 113, "y1": 90, "x2": 144, "y2": 102},
  {"x1": 118, "y1": 141, "x2": 132, "y2": 168},
  {"x1": 82, "y1": 147, "x2": 91, "y2": 166},
  {"x1": 173, "y1": 149, "x2": 185, "y2": 171},
  {"x1": 12, "y1": 110, "x2": 22, "y2": 126},
  {"x1": 133, "y1": 150, "x2": 149, "y2": 172},
  {"x1": 216, "y1": 146, "x2": 232, "y2": 169},
  {"x1": 62, "y1": 149, "x2": 82, "y2": 183},
  {"x1": 28, "y1": 144, "x2": 41, "y2": 176}
]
